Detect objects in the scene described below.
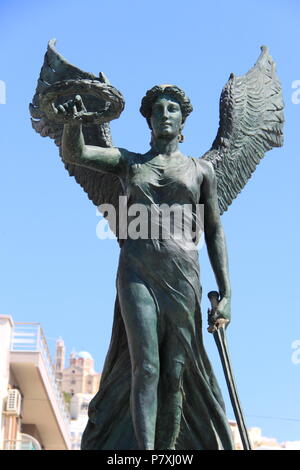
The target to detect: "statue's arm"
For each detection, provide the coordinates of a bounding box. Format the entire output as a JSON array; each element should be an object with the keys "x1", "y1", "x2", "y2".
[
  {"x1": 61, "y1": 121, "x2": 127, "y2": 175},
  {"x1": 201, "y1": 161, "x2": 231, "y2": 320}
]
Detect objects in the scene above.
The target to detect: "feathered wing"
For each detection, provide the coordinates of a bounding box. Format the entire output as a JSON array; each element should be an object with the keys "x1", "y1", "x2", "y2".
[
  {"x1": 29, "y1": 39, "x2": 124, "y2": 240},
  {"x1": 202, "y1": 46, "x2": 284, "y2": 214}
]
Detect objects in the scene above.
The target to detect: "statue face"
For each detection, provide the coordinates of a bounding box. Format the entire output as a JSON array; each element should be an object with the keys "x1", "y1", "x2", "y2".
[{"x1": 150, "y1": 95, "x2": 183, "y2": 140}]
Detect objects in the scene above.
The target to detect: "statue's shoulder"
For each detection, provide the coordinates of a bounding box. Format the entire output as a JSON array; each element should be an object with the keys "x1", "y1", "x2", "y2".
[
  {"x1": 120, "y1": 149, "x2": 142, "y2": 165},
  {"x1": 190, "y1": 156, "x2": 214, "y2": 177}
]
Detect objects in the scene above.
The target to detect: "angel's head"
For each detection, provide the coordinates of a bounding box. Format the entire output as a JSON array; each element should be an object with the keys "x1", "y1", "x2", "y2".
[{"x1": 140, "y1": 85, "x2": 193, "y2": 143}]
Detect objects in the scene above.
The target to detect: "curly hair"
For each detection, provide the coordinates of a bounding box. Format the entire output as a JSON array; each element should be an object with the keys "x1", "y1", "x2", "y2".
[{"x1": 140, "y1": 85, "x2": 193, "y2": 128}]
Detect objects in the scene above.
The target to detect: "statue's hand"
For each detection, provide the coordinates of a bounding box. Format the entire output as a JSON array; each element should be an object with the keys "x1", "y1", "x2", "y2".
[
  {"x1": 214, "y1": 296, "x2": 231, "y2": 325},
  {"x1": 207, "y1": 291, "x2": 231, "y2": 333},
  {"x1": 52, "y1": 95, "x2": 87, "y2": 122}
]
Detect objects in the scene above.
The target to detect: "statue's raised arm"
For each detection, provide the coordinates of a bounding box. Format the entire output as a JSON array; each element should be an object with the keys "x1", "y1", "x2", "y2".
[
  {"x1": 29, "y1": 39, "x2": 126, "y2": 242},
  {"x1": 201, "y1": 46, "x2": 284, "y2": 214}
]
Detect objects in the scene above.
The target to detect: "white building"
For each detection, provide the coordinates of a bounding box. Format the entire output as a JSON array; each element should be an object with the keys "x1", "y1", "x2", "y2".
[
  {"x1": 229, "y1": 420, "x2": 300, "y2": 450},
  {"x1": 55, "y1": 341, "x2": 101, "y2": 396},
  {"x1": 54, "y1": 341, "x2": 101, "y2": 450},
  {"x1": 0, "y1": 315, "x2": 71, "y2": 450},
  {"x1": 69, "y1": 393, "x2": 94, "y2": 450}
]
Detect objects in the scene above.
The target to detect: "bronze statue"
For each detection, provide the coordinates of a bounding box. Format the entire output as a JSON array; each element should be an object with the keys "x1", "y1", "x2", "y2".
[{"x1": 30, "y1": 40, "x2": 284, "y2": 450}]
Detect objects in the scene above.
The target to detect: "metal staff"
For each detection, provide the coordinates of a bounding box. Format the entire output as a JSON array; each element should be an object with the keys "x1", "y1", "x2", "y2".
[{"x1": 207, "y1": 291, "x2": 252, "y2": 450}]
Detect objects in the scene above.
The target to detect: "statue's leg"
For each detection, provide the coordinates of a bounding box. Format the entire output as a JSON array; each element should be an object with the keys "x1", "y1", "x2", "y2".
[
  {"x1": 117, "y1": 277, "x2": 160, "y2": 450},
  {"x1": 155, "y1": 330, "x2": 186, "y2": 450}
]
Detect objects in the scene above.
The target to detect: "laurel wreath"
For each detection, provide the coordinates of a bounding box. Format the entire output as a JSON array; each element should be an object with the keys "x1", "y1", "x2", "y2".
[{"x1": 39, "y1": 79, "x2": 125, "y2": 125}]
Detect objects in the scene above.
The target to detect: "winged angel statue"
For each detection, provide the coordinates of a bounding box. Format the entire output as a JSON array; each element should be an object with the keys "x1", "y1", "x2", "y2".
[{"x1": 30, "y1": 40, "x2": 284, "y2": 450}]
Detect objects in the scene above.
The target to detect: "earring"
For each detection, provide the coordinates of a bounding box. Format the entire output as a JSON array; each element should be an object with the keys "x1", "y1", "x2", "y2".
[{"x1": 178, "y1": 134, "x2": 184, "y2": 143}]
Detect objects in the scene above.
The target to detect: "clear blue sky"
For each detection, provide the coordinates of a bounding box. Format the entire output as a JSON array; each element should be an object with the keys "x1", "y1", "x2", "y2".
[{"x1": 0, "y1": 0, "x2": 299, "y2": 443}]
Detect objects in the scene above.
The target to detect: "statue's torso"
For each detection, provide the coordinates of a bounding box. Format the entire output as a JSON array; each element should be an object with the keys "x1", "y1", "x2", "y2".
[
  {"x1": 118, "y1": 153, "x2": 204, "y2": 248},
  {"x1": 123, "y1": 153, "x2": 202, "y2": 206}
]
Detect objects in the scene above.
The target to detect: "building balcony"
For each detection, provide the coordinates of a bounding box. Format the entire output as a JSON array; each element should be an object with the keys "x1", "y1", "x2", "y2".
[
  {"x1": 9, "y1": 323, "x2": 71, "y2": 450},
  {"x1": 4, "y1": 433, "x2": 42, "y2": 450}
]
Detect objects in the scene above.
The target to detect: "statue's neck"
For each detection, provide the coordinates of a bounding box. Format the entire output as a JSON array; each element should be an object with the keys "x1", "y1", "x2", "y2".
[{"x1": 150, "y1": 135, "x2": 179, "y2": 156}]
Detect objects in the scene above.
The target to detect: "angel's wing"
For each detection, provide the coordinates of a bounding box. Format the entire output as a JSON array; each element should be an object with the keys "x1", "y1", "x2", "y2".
[
  {"x1": 202, "y1": 46, "x2": 284, "y2": 215},
  {"x1": 29, "y1": 39, "x2": 124, "y2": 242}
]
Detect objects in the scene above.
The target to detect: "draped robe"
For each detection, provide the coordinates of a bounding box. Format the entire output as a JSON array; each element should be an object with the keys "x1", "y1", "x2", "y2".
[{"x1": 81, "y1": 154, "x2": 234, "y2": 450}]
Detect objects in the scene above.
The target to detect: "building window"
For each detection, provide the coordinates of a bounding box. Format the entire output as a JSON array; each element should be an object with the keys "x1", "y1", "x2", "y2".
[
  {"x1": 72, "y1": 370, "x2": 75, "y2": 374},
  {"x1": 71, "y1": 380, "x2": 76, "y2": 385}
]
